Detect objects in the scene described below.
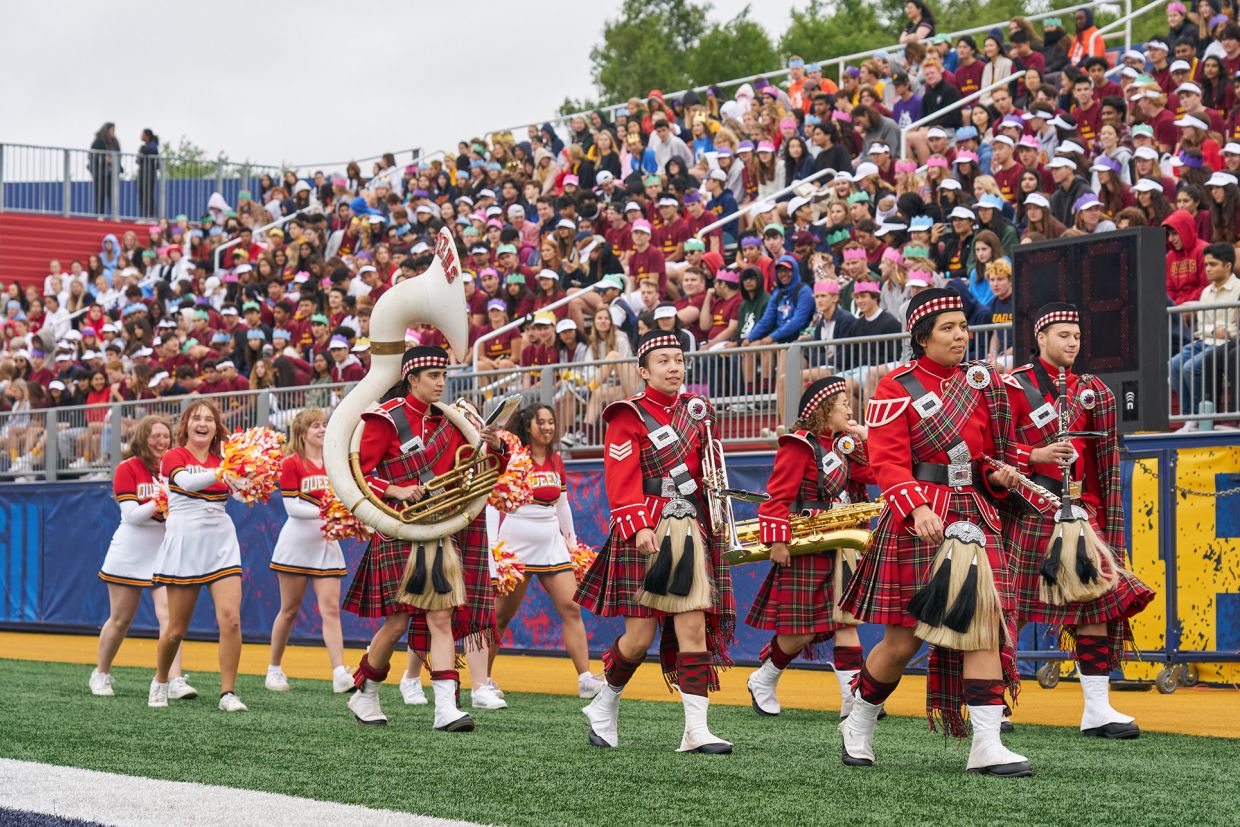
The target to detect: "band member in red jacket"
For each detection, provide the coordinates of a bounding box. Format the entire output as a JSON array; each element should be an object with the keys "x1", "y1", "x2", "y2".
[
  {"x1": 837, "y1": 288, "x2": 1033, "y2": 777},
  {"x1": 344, "y1": 346, "x2": 506, "y2": 731},
  {"x1": 1001, "y1": 303, "x2": 1155, "y2": 738},
  {"x1": 575, "y1": 331, "x2": 735, "y2": 754},
  {"x1": 746, "y1": 376, "x2": 877, "y2": 719}
]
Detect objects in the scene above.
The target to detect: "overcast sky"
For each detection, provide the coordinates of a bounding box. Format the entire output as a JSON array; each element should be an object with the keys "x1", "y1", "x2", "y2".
[{"x1": 1, "y1": 0, "x2": 801, "y2": 169}]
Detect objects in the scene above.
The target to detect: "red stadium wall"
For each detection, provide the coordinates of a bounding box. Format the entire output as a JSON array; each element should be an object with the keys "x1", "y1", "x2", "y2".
[{"x1": 0, "y1": 212, "x2": 144, "y2": 287}]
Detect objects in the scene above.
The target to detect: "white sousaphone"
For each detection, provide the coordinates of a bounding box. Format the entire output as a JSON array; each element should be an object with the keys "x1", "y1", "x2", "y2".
[{"x1": 323, "y1": 226, "x2": 490, "y2": 542}]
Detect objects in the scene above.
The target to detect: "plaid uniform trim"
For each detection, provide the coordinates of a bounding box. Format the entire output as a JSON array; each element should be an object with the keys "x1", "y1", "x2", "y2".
[
  {"x1": 406, "y1": 512, "x2": 497, "y2": 660},
  {"x1": 402, "y1": 356, "x2": 450, "y2": 378},
  {"x1": 575, "y1": 395, "x2": 735, "y2": 688},
  {"x1": 1035, "y1": 309, "x2": 1080, "y2": 332},
  {"x1": 906, "y1": 294, "x2": 964, "y2": 330},
  {"x1": 800, "y1": 381, "x2": 846, "y2": 420},
  {"x1": 636, "y1": 332, "x2": 683, "y2": 359}
]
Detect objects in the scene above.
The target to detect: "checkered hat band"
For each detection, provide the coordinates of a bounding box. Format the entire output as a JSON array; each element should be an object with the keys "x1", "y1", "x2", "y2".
[
  {"x1": 801, "y1": 381, "x2": 846, "y2": 419},
  {"x1": 906, "y1": 295, "x2": 964, "y2": 330},
  {"x1": 637, "y1": 333, "x2": 683, "y2": 359},
  {"x1": 402, "y1": 356, "x2": 449, "y2": 378},
  {"x1": 1036, "y1": 310, "x2": 1080, "y2": 331}
]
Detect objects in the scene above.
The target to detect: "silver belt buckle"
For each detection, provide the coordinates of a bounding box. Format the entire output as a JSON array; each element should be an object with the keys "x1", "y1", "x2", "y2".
[
  {"x1": 661, "y1": 477, "x2": 678, "y2": 498},
  {"x1": 947, "y1": 462, "x2": 972, "y2": 487}
]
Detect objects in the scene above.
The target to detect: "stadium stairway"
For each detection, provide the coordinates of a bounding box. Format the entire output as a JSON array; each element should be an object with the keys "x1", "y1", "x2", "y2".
[{"x1": 0, "y1": 212, "x2": 144, "y2": 287}]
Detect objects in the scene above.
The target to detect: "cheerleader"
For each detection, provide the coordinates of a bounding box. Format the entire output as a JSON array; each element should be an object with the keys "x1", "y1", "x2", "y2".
[
  {"x1": 265, "y1": 408, "x2": 354, "y2": 694},
  {"x1": 90, "y1": 415, "x2": 197, "y2": 702},
  {"x1": 745, "y1": 376, "x2": 876, "y2": 718},
  {"x1": 836, "y1": 288, "x2": 1031, "y2": 776},
  {"x1": 575, "y1": 330, "x2": 735, "y2": 754},
  {"x1": 150, "y1": 399, "x2": 247, "y2": 713},
  {"x1": 487, "y1": 403, "x2": 605, "y2": 699}
]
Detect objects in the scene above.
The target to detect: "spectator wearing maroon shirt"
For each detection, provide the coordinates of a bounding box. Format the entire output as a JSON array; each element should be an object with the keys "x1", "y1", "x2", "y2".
[
  {"x1": 624, "y1": 220, "x2": 668, "y2": 298},
  {"x1": 673, "y1": 267, "x2": 709, "y2": 341},
  {"x1": 683, "y1": 192, "x2": 721, "y2": 254},
  {"x1": 1134, "y1": 86, "x2": 1180, "y2": 153},
  {"x1": 953, "y1": 36, "x2": 985, "y2": 97},
  {"x1": 532, "y1": 270, "x2": 568, "y2": 319},
  {"x1": 699, "y1": 269, "x2": 743, "y2": 349},
  {"x1": 504, "y1": 273, "x2": 536, "y2": 319},
  {"x1": 1083, "y1": 57, "x2": 1122, "y2": 101},
  {"x1": 1176, "y1": 82, "x2": 1227, "y2": 136},
  {"x1": 1146, "y1": 40, "x2": 1173, "y2": 93},
  {"x1": 1070, "y1": 74, "x2": 1102, "y2": 145},
  {"x1": 602, "y1": 203, "x2": 633, "y2": 254},
  {"x1": 306, "y1": 313, "x2": 333, "y2": 361},
  {"x1": 654, "y1": 197, "x2": 692, "y2": 262},
  {"x1": 518, "y1": 313, "x2": 558, "y2": 390},
  {"x1": 328, "y1": 336, "x2": 366, "y2": 382},
  {"x1": 194, "y1": 359, "x2": 232, "y2": 395},
  {"x1": 1219, "y1": 25, "x2": 1240, "y2": 78},
  {"x1": 474, "y1": 299, "x2": 521, "y2": 371},
  {"x1": 990, "y1": 136, "x2": 1026, "y2": 205}
]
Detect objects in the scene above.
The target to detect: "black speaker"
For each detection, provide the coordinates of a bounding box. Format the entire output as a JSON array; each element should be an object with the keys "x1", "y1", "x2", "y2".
[{"x1": 1013, "y1": 227, "x2": 1168, "y2": 433}]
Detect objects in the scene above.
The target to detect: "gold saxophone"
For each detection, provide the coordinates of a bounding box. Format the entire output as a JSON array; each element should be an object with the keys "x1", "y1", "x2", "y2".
[{"x1": 724, "y1": 501, "x2": 882, "y2": 564}]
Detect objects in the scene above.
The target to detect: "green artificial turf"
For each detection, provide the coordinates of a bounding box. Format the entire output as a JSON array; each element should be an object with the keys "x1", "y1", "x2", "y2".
[{"x1": 1, "y1": 658, "x2": 1237, "y2": 826}]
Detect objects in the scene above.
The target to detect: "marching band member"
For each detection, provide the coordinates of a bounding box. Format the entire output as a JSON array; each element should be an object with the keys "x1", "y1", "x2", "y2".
[
  {"x1": 150, "y1": 400, "x2": 247, "y2": 713},
  {"x1": 488, "y1": 403, "x2": 605, "y2": 698},
  {"x1": 1002, "y1": 303, "x2": 1155, "y2": 738},
  {"x1": 575, "y1": 330, "x2": 735, "y2": 754},
  {"x1": 746, "y1": 376, "x2": 876, "y2": 718},
  {"x1": 344, "y1": 345, "x2": 507, "y2": 729},
  {"x1": 265, "y1": 408, "x2": 354, "y2": 695},
  {"x1": 91, "y1": 415, "x2": 197, "y2": 702},
  {"x1": 837, "y1": 288, "x2": 1033, "y2": 776}
]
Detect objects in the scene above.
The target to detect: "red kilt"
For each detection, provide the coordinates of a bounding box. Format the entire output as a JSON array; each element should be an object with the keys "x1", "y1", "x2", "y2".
[
  {"x1": 1007, "y1": 502, "x2": 1154, "y2": 668},
  {"x1": 575, "y1": 521, "x2": 734, "y2": 689},
  {"x1": 343, "y1": 535, "x2": 411, "y2": 619},
  {"x1": 838, "y1": 493, "x2": 1014, "y2": 626},
  {"x1": 746, "y1": 552, "x2": 838, "y2": 660}
]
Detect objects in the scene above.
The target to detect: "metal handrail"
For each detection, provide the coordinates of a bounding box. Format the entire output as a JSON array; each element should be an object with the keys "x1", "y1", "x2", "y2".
[
  {"x1": 898, "y1": 71, "x2": 1027, "y2": 159},
  {"x1": 694, "y1": 167, "x2": 835, "y2": 239}
]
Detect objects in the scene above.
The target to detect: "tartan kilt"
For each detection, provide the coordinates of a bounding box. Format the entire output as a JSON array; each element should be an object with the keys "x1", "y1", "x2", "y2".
[
  {"x1": 838, "y1": 492, "x2": 1013, "y2": 627},
  {"x1": 746, "y1": 551, "x2": 839, "y2": 646},
  {"x1": 343, "y1": 535, "x2": 411, "y2": 618},
  {"x1": 407, "y1": 513, "x2": 497, "y2": 660},
  {"x1": 1008, "y1": 504, "x2": 1155, "y2": 626},
  {"x1": 575, "y1": 520, "x2": 735, "y2": 688}
]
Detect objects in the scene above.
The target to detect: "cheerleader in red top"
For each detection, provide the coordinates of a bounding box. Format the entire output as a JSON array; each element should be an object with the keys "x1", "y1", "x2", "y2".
[
  {"x1": 486, "y1": 403, "x2": 605, "y2": 699},
  {"x1": 745, "y1": 376, "x2": 877, "y2": 719},
  {"x1": 836, "y1": 288, "x2": 1034, "y2": 777},
  {"x1": 90, "y1": 415, "x2": 197, "y2": 702},
  {"x1": 1001, "y1": 304, "x2": 1154, "y2": 738},
  {"x1": 575, "y1": 330, "x2": 735, "y2": 754},
  {"x1": 343, "y1": 346, "x2": 508, "y2": 731},
  {"x1": 265, "y1": 408, "x2": 353, "y2": 696},
  {"x1": 150, "y1": 399, "x2": 248, "y2": 713}
]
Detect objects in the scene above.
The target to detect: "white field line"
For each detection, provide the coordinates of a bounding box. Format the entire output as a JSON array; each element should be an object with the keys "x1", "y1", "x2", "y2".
[{"x1": 0, "y1": 758, "x2": 491, "y2": 827}]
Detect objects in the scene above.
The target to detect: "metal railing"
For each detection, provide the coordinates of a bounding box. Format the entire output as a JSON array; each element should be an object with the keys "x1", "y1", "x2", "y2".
[{"x1": 1168, "y1": 299, "x2": 1240, "y2": 430}]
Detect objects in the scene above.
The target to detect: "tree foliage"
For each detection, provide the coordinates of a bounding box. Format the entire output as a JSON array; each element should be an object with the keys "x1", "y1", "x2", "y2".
[
  {"x1": 590, "y1": 0, "x2": 709, "y2": 102},
  {"x1": 779, "y1": 0, "x2": 890, "y2": 67},
  {"x1": 684, "y1": 6, "x2": 779, "y2": 92},
  {"x1": 163, "y1": 136, "x2": 229, "y2": 180}
]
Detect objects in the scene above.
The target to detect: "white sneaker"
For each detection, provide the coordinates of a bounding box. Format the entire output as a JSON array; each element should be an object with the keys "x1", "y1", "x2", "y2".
[
  {"x1": 69, "y1": 457, "x2": 90, "y2": 470},
  {"x1": 332, "y1": 666, "x2": 355, "y2": 694},
  {"x1": 148, "y1": 679, "x2": 169, "y2": 708},
  {"x1": 471, "y1": 682, "x2": 508, "y2": 710},
  {"x1": 168, "y1": 675, "x2": 198, "y2": 700},
  {"x1": 1179, "y1": 420, "x2": 1199, "y2": 432},
  {"x1": 578, "y1": 672, "x2": 606, "y2": 699},
  {"x1": 265, "y1": 667, "x2": 290, "y2": 692},
  {"x1": 400, "y1": 675, "x2": 428, "y2": 705},
  {"x1": 218, "y1": 692, "x2": 248, "y2": 713},
  {"x1": 89, "y1": 669, "x2": 114, "y2": 697},
  {"x1": 486, "y1": 677, "x2": 505, "y2": 699}
]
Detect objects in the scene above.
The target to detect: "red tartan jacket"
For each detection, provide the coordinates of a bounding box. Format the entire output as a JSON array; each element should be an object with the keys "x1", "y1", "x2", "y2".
[
  {"x1": 863, "y1": 357, "x2": 1029, "y2": 529},
  {"x1": 357, "y1": 394, "x2": 507, "y2": 501},
  {"x1": 757, "y1": 430, "x2": 875, "y2": 545},
  {"x1": 1003, "y1": 359, "x2": 1123, "y2": 547},
  {"x1": 602, "y1": 385, "x2": 703, "y2": 541}
]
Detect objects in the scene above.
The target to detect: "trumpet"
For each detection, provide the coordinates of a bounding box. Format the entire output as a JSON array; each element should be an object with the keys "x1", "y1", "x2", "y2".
[{"x1": 687, "y1": 397, "x2": 769, "y2": 554}]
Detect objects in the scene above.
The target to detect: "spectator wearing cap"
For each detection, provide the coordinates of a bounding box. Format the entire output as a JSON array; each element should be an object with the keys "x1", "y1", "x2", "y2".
[
  {"x1": 1071, "y1": 192, "x2": 1116, "y2": 234},
  {"x1": 698, "y1": 269, "x2": 743, "y2": 351},
  {"x1": 1176, "y1": 81, "x2": 1228, "y2": 137},
  {"x1": 1206, "y1": 170, "x2": 1240, "y2": 241},
  {"x1": 473, "y1": 299, "x2": 522, "y2": 371},
  {"x1": 623, "y1": 219, "x2": 669, "y2": 299},
  {"x1": 1048, "y1": 155, "x2": 1092, "y2": 227},
  {"x1": 890, "y1": 72, "x2": 923, "y2": 130},
  {"x1": 306, "y1": 313, "x2": 333, "y2": 361},
  {"x1": 328, "y1": 335, "x2": 366, "y2": 383},
  {"x1": 518, "y1": 312, "x2": 560, "y2": 392},
  {"x1": 988, "y1": 135, "x2": 1025, "y2": 206},
  {"x1": 503, "y1": 272, "x2": 536, "y2": 320},
  {"x1": 532, "y1": 268, "x2": 568, "y2": 320},
  {"x1": 1132, "y1": 85, "x2": 1179, "y2": 154},
  {"x1": 745, "y1": 255, "x2": 814, "y2": 365},
  {"x1": 1022, "y1": 192, "x2": 1067, "y2": 240},
  {"x1": 682, "y1": 192, "x2": 722, "y2": 255},
  {"x1": 654, "y1": 196, "x2": 691, "y2": 262},
  {"x1": 1165, "y1": 3, "x2": 1198, "y2": 55},
  {"x1": 1092, "y1": 156, "x2": 1134, "y2": 218},
  {"x1": 703, "y1": 169, "x2": 740, "y2": 244}
]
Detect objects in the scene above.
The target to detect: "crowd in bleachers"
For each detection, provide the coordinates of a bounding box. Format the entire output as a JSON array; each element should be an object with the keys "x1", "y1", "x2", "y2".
[{"x1": 2, "y1": 1, "x2": 1240, "y2": 455}]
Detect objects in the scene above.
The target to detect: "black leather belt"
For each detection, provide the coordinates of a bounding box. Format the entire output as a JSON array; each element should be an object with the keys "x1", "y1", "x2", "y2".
[
  {"x1": 1031, "y1": 473, "x2": 1083, "y2": 499},
  {"x1": 912, "y1": 461, "x2": 979, "y2": 487},
  {"x1": 642, "y1": 478, "x2": 706, "y2": 515}
]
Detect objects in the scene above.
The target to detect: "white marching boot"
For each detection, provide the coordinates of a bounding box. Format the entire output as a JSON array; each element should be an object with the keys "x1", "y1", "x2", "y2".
[
  {"x1": 835, "y1": 669, "x2": 859, "y2": 719},
  {"x1": 583, "y1": 683, "x2": 622, "y2": 748},
  {"x1": 1079, "y1": 675, "x2": 1139, "y2": 738},
  {"x1": 966, "y1": 705, "x2": 1033, "y2": 776},
  {"x1": 432, "y1": 679, "x2": 474, "y2": 732},
  {"x1": 746, "y1": 660, "x2": 783, "y2": 716},
  {"x1": 347, "y1": 678, "x2": 388, "y2": 725},
  {"x1": 839, "y1": 696, "x2": 881, "y2": 766},
  {"x1": 677, "y1": 693, "x2": 732, "y2": 754}
]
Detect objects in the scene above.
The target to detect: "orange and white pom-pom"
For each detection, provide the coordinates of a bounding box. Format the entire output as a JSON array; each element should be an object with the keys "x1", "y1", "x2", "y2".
[
  {"x1": 490, "y1": 540, "x2": 525, "y2": 596},
  {"x1": 570, "y1": 540, "x2": 597, "y2": 583},
  {"x1": 319, "y1": 490, "x2": 373, "y2": 542},
  {"x1": 151, "y1": 483, "x2": 169, "y2": 520},
  {"x1": 487, "y1": 430, "x2": 535, "y2": 513},
  {"x1": 220, "y1": 427, "x2": 286, "y2": 504}
]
